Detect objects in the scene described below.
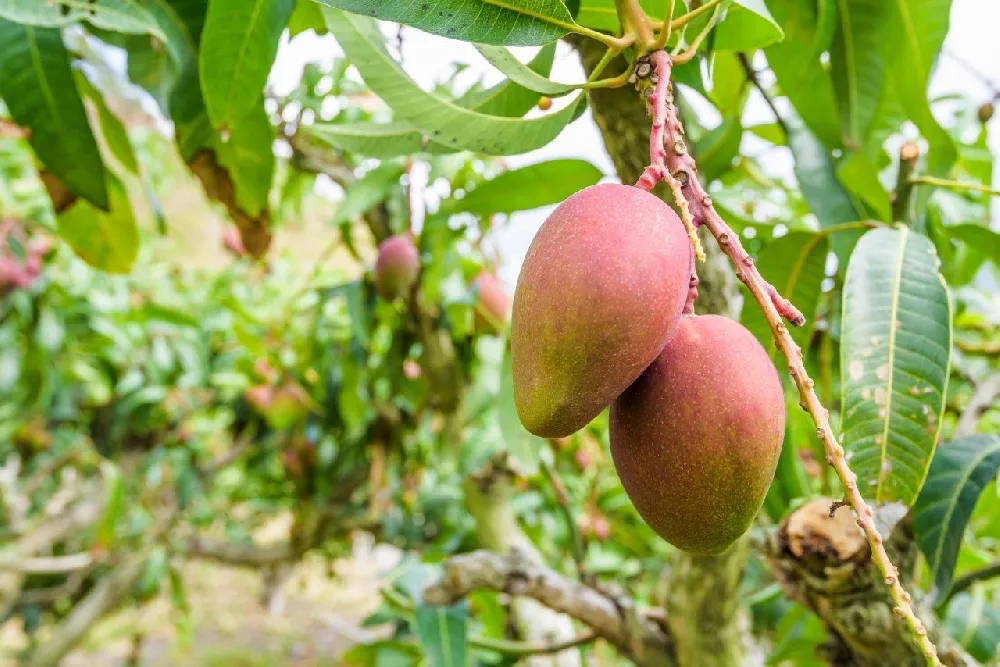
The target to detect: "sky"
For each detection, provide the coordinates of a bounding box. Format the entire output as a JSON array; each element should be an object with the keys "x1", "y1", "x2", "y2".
[{"x1": 271, "y1": 0, "x2": 1000, "y2": 290}]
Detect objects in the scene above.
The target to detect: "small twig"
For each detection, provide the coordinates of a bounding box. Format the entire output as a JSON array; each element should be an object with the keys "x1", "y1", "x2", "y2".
[
  {"x1": 640, "y1": 52, "x2": 941, "y2": 665},
  {"x1": 539, "y1": 450, "x2": 588, "y2": 580},
  {"x1": 737, "y1": 54, "x2": 788, "y2": 136},
  {"x1": 942, "y1": 561, "x2": 1000, "y2": 606},
  {"x1": 955, "y1": 375, "x2": 1000, "y2": 438},
  {"x1": 943, "y1": 48, "x2": 1000, "y2": 100},
  {"x1": 0, "y1": 552, "x2": 95, "y2": 574},
  {"x1": 671, "y1": 5, "x2": 720, "y2": 63},
  {"x1": 957, "y1": 340, "x2": 1000, "y2": 355},
  {"x1": 652, "y1": 0, "x2": 675, "y2": 50},
  {"x1": 909, "y1": 175, "x2": 1000, "y2": 197},
  {"x1": 893, "y1": 142, "x2": 921, "y2": 223}
]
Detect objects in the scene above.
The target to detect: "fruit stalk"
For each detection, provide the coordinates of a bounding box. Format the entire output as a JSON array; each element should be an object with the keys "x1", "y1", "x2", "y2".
[{"x1": 638, "y1": 50, "x2": 941, "y2": 665}]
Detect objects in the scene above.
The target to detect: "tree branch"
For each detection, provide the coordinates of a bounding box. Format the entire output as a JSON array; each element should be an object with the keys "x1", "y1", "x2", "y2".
[
  {"x1": 893, "y1": 142, "x2": 921, "y2": 222},
  {"x1": 424, "y1": 549, "x2": 675, "y2": 666},
  {"x1": 955, "y1": 374, "x2": 1000, "y2": 438},
  {"x1": 637, "y1": 52, "x2": 941, "y2": 664}
]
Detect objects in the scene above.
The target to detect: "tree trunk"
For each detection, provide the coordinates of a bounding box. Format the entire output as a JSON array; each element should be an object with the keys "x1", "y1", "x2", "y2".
[{"x1": 572, "y1": 38, "x2": 749, "y2": 667}]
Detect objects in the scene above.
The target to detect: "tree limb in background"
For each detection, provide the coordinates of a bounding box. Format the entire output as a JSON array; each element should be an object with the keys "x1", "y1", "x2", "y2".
[{"x1": 424, "y1": 548, "x2": 676, "y2": 666}]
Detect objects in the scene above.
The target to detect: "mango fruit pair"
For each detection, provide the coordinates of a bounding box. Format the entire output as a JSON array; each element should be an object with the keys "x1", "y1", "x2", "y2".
[{"x1": 511, "y1": 183, "x2": 784, "y2": 554}]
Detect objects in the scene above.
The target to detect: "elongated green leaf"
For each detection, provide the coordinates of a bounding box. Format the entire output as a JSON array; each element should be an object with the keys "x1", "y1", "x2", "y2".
[
  {"x1": 836, "y1": 151, "x2": 891, "y2": 222},
  {"x1": 0, "y1": 21, "x2": 109, "y2": 209},
  {"x1": 709, "y1": 51, "x2": 747, "y2": 117},
  {"x1": 830, "y1": 0, "x2": 884, "y2": 146},
  {"x1": 713, "y1": 0, "x2": 785, "y2": 51},
  {"x1": 289, "y1": 0, "x2": 327, "y2": 36},
  {"x1": 448, "y1": 159, "x2": 601, "y2": 215},
  {"x1": 748, "y1": 122, "x2": 785, "y2": 145},
  {"x1": 94, "y1": 460, "x2": 126, "y2": 550},
  {"x1": 765, "y1": 0, "x2": 842, "y2": 148},
  {"x1": 942, "y1": 591, "x2": 1000, "y2": 663},
  {"x1": 57, "y1": 172, "x2": 139, "y2": 273},
  {"x1": 331, "y1": 163, "x2": 405, "y2": 226},
  {"x1": 694, "y1": 117, "x2": 742, "y2": 183},
  {"x1": 200, "y1": 0, "x2": 294, "y2": 129},
  {"x1": 474, "y1": 44, "x2": 579, "y2": 96},
  {"x1": 0, "y1": 0, "x2": 164, "y2": 37},
  {"x1": 882, "y1": 0, "x2": 956, "y2": 174},
  {"x1": 742, "y1": 230, "x2": 830, "y2": 355},
  {"x1": 324, "y1": 8, "x2": 584, "y2": 156},
  {"x1": 914, "y1": 435, "x2": 1000, "y2": 602},
  {"x1": 946, "y1": 223, "x2": 1000, "y2": 265},
  {"x1": 841, "y1": 227, "x2": 952, "y2": 505},
  {"x1": 499, "y1": 343, "x2": 541, "y2": 474},
  {"x1": 414, "y1": 604, "x2": 467, "y2": 667},
  {"x1": 215, "y1": 102, "x2": 275, "y2": 217},
  {"x1": 316, "y1": 0, "x2": 572, "y2": 45},
  {"x1": 74, "y1": 70, "x2": 139, "y2": 174},
  {"x1": 457, "y1": 42, "x2": 558, "y2": 117}
]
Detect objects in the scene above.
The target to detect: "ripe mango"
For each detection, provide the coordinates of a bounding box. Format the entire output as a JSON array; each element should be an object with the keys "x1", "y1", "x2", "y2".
[
  {"x1": 610, "y1": 315, "x2": 785, "y2": 554},
  {"x1": 471, "y1": 271, "x2": 511, "y2": 333},
  {"x1": 511, "y1": 183, "x2": 691, "y2": 437},
  {"x1": 375, "y1": 234, "x2": 419, "y2": 300}
]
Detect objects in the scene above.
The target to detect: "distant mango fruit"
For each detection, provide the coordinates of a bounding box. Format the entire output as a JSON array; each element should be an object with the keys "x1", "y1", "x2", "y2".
[
  {"x1": 375, "y1": 234, "x2": 419, "y2": 300},
  {"x1": 511, "y1": 183, "x2": 691, "y2": 438},
  {"x1": 471, "y1": 271, "x2": 511, "y2": 333}
]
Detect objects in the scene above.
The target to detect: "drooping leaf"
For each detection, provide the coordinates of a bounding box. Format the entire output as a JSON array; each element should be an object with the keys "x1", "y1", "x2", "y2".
[
  {"x1": 288, "y1": 0, "x2": 328, "y2": 36},
  {"x1": 330, "y1": 162, "x2": 406, "y2": 226},
  {"x1": 914, "y1": 435, "x2": 1000, "y2": 602},
  {"x1": 214, "y1": 101, "x2": 276, "y2": 217},
  {"x1": 830, "y1": 0, "x2": 884, "y2": 146},
  {"x1": 323, "y1": 8, "x2": 585, "y2": 156},
  {"x1": 840, "y1": 226, "x2": 952, "y2": 505},
  {"x1": 414, "y1": 604, "x2": 468, "y2": 667},
  {"x1": 74, "y1": 70, "x2": 140, "y2": 174},
  {"x1": 315, "y1": 0, "x2": 572, "y2": 45},
  {"x1": 447, "y1": 159, "x2": 601, "y2": 215},
  {"x1": 742, "y1": 230, "x2": 831, "y2": 356},
  {"x1": 474, "y1": 44, "x2": 580, "y2": 96},
  {"x1": 56, "y1": 172, "x2": 139, "y2": 273},
  {"x1": 946, "y1": 223, "x2": 1000, "y2": 266},
  {"x1": 694, "y1": 117, "x2": 742, "y2": 183},
  {"x1": 0, "y1": 20, "x2": 109, "y2": 209},
  {"x1": 713, "y1": 0, "x2": 785, "y2": 51},
  {"x1": 499, "y1": 343, "x2": 542, "y2": 474},
  {"x1": 94, "y1": 460, "x2": 126, "y2": 550},
  {"x1": 0, "y1": 0, "x2": 165, "y2": 37},
  {"x1": 942, "y1": 591, "x2": 1000, "y2": 663},
  {"x1": 880, "y1": 0, "x2": 956, "y2": 174},
  {"x1": 765, "y1": 0, "x2": 842, "y2": 148},
  {"x1": 199, "y1": 0, "x2": 295, "y2": 130},
  {"x1": 836, "y1": 151, "x2": 891, "y2": 222}
]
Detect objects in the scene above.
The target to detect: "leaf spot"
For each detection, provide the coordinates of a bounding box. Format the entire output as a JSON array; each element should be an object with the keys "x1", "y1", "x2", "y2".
[{"x1": 849, "y1": 360, "x2": 864, "y2": 380}]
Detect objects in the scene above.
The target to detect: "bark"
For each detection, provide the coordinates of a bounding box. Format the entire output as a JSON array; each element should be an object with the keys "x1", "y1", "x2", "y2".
[
  {"x1": 572, "y1": 38, "x2": 747, "y2": 667},
  {"x1": 768, "y1": 498, "x2": 970, "y2": 666},
  {"x1": 465, "y1": 457, "x2": 583, "y2": 667}
]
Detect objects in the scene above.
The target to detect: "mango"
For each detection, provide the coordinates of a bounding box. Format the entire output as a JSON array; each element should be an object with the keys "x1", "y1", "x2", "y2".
[
  {"x1": 511, "y1": 183, "x2": 691, "y2": 437},
  {"x1": 471, "y1": 271, "x2": 511, "y2": 333},
  {"x1": 375, "y1": 234, "x2": 419, "y2": 299},
  {"x1": 610, "y1": 315, "x2": 785, "y2": 554}
]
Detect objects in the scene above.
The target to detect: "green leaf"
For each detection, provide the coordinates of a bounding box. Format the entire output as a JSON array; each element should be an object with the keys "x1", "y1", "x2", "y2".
[
  {"x1": 914, "y1": 435, "x2": 1000, "y2": 602},
  {"x1": 331, "y1": 162, "x2": 406, "y2": 226},
  {"x1": 946, "y1": 223, "x2": 1000, "y2": 266},
  {"x1": 742, "y1": 230, "x2": 830, "y2": 356},
  {"x1": 447, "y1": 159, "x2": 601, "y2": 215},
  {"x1": 343, "y1": 640, "x2": 422, "y2": 667},
  {"x1": 289, "y1": 0, "x2": 328, "y2": 36},
  {"x1": 694, "y1": 117, "x2": 742, "y2": 182},
  {"x1": 199, "y1": 0, "x2": 295, "y2": 130},
  {"x1": 881, "y1": 0, "x2": 956, "y2": 174},
  {"x1": 413, "y1": 603, "x2": 468, "y2": 667},
  {"x1": 315, "y1": 0, "x2": 573, "y2": 46},
  {"x1": 323, "y1": 8, "x2": 585, "y2": 156},
  {"x1": 748, "y1": 122, "x2": 785, "y2": 146},
  {"x1": 836, "y1": 151, "x2": 891, "y2": 222},
  {"x1": 95, "y1": 460, "x2": 126, "y2": 550},
  {"x1": 458, "y1": 42, "x2": 558, "y2": 116},
  {"x1": 499, "y1": 343, "x2": 542, "y2": 475},
  {"x1": 830, "y1": 0, "x2": 884, "y2": 146},
  {"x1": 214, "y1": 102, "x2": 275, "y2": 217},
  {"x1": 840, "y1": 226, "x2": 952, "y2": 505},
  {"x1": 0, "y1": 20, "x2": 109, "y2": 209},
  {"x1": 765, "y1": 0, "x2": 843, "y2": 148},
  {"x1": 713, "y1": 0, "x2": 785, "y2": 51},
  {"x1": 0, "y1": 0, "x2": 165, "y2": 37},
  {"x1": 942, "y1": 591, "x2": 1000, "y2": 663},
  {"x1": 709, "y1": 51, "x2": 747, "y2": 117},
  {"x1": 474, "y1": 44, "x2": 579, "y2": 96},
  {"x1": 56, "y1": 172, "x2": 139, "y2": 273},
  {"x1": 74, "y1": 70, "x2": 140, "y2": 174}
]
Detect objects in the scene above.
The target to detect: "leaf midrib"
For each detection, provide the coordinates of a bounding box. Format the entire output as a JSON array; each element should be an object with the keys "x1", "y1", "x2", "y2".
[{"x1": 875, "y1": 226, "x2": 907, "y2": 503}]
